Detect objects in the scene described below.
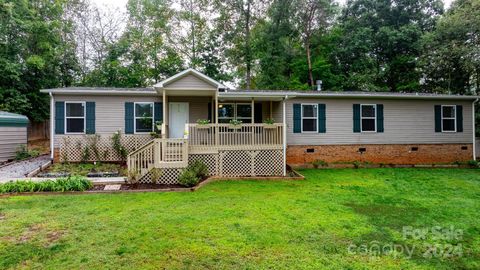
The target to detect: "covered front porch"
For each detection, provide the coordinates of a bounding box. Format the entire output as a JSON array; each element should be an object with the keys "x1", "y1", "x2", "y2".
[{"x1": 127, "y1": 69, "x2": 288, "y2": 182}]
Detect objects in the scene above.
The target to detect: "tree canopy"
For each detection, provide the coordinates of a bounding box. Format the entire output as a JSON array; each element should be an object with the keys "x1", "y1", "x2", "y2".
[{"x1": 0, "y1": 0, "x2": 478, "y2": 124}]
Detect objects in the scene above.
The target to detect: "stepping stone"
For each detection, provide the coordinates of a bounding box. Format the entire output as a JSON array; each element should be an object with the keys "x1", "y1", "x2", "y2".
[{"x1": 104, "y1": 184, "x2": 121, "y2": 191}]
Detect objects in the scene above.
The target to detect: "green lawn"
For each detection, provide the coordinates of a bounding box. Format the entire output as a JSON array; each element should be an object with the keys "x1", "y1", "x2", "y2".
[{"x1": 1, "y1": 169, "x2": 479, "y2": 269}]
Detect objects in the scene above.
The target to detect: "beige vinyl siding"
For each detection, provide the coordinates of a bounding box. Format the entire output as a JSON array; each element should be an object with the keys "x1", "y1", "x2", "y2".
[
  {"x1": 0, "y1": 127, "x2": 27, "y2": 162},
  {"x1": 164, "y1": 74, "x2": 216, "y2": 90},
  {"x1": 286, "y1": 98, "x2": 473, "y2": 145},
  {"x1": 169, "y1": 96, "x2": 211, "y2": 122},
  {"x1": 53, "y1": 95, "x2": 160, "y2": 147}
]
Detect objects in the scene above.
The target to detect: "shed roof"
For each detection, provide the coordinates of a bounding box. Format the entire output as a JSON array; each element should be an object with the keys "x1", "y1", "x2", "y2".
[{"x1": 0, "y1": 111, "x2": 29, "y2": 127}]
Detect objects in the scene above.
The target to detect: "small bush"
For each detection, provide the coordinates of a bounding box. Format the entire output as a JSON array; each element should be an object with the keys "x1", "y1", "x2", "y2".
[
  {"x1": 353, "y1": 161, "x2": 362, "y2": 169},
  {"x1": 190, "y1": 160, "x2": 208, "y2": 178},
  {"x1": 178, "y1": 169, "x2": 199, "y2": 187},
  {"x1": 467, "y1": 160, "x2": 479, "y2": 168},
  {"x1": 0, "y1": 176, "x2": 92, "y2": 194},
  {"x1": 15, "y1": 145, "x2": 40, "y2": 161},
  {"x1": 312, "y1": 159, "x2": 328, "y2": 169}
]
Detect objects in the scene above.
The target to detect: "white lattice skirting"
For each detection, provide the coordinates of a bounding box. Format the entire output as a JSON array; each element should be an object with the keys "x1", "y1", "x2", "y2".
[
  {"x1": 59, "y1": 135, "x2": 151, "y2": 162},
  {"x1": 58, "y1": 135, "x2": 284, "y2": 184}
]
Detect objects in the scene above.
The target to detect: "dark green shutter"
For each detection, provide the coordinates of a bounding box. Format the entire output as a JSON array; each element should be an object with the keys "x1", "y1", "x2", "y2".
[
  {"x1": 207, "y1": 102, "x2": 212, "y2": 122},
  {"x1": 154, "y1": 102, "x2": 163, "y2": 132},
  {"x1": 434, "y1": 105, "x2": 441, "y2": 132},
  {"x1": 125, "y1": 102, "x2": 134, "y2": 134},
  {"x1": 254, "y1": 103, "x2": 262, "y2": 123},
  {"x1": 55, "y1": 101, "x2": 64, "y2": 134},
  {"x1": 376, "y1": 104, "x2": 384, "y2": 132},
  {"x1": 293, "y1": 104, "x2": 301, "y2": 133},
  {"x1": 86, "y1": 102, "x2": 95, "y2": 134},
  {"x1": 318, "y1": 104, "x2": 326, "y2": 133},
  {"x1": 456, "y1": 105, "x2": 463, "y2": 132},
  {"x1": 353, "y1": 104, "x2": 360, "y2": 133}
]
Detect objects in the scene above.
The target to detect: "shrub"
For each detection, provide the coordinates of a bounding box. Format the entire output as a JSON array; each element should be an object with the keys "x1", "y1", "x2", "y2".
[
  {"x1": 467, "y1": 160, "x2": 479, "y2": 168},
  {"x1": 178, "y1": 169, "x2": 199, "y2": 187},
  {"x1": 353, "y1": 161, "x2": 362, "y2": 169},
  {"x1": 15, "y1": 145, "x2": 40, "y2": 161},
  {"x1": 0, "y1": 176, "x2": 92, "y2": 194},
  {"x1": 190, "y1": 160, "x2": 208, "y2": 178},
  {"x1": 312, "y1": 159, "x2": 328, "y2": 169},
  {"x1": 112, "y1": 131, "x2": 128, "y2": 160}
]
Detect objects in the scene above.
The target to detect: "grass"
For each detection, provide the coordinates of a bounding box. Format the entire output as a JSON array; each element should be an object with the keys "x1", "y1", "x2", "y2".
[
  {"x1": 47, "y1": 162, "x2": 127, "y2": 176},
  {"x1": 0, "y1": 168, "x2": 479, "y2": 269}
]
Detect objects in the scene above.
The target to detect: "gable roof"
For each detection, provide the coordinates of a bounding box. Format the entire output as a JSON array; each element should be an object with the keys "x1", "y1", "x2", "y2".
[{"x1": 153, "y1": 68, "x2": 226, "y2": 89}]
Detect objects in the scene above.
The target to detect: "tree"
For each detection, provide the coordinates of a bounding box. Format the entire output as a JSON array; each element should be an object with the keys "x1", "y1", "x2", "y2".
[
  {"x1": 215, "y1": 0, "x2": 269, "y2": 89},
  {"x1": 0, "y1": 0, "x2": 80, "y2": 121},
  {"x1": 333, "y1": 0, "x2": 444, "y2": 92},
  {"x1": 293, "y1": 0, "x2": 336, "y2": 87},
  {"x1": 420, "y1": 0, "x2": 480, "y2": 95}
]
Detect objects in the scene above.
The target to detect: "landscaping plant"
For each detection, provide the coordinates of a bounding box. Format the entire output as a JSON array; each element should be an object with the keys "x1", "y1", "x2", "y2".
[
  {"x1": 312, "y1": 159, "x2": 328, "y2": 168},
  {"x1": 0, "y1": 176, "x2": 92, "y2": 194},
  {"x1": 178, "y1": 160, "x2": 209, "y2": 187},
  {"x1": 15, "y1": 145, "x2": 40, "y2": 161}
]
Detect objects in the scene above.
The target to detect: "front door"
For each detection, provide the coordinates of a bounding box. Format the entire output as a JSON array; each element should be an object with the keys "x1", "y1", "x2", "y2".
[{"x1": 169, "y1": 102, "x2": 189, "y2": 138}]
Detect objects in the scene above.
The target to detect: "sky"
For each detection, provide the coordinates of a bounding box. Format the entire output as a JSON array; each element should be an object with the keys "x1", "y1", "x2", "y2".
[{"x1": 94, "y1": 0, "x2": 454, "y2": 11}]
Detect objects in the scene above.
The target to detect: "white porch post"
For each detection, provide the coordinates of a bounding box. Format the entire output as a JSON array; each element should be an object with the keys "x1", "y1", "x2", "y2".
[
  {"x1": 215, "y1": 92, "x2": 219, "y2": 146},
  {"x1": 162, "y1": 90, "x2": 167, "y2": 138},
  {"x1": 49, "y1": 93, "x2": 55, "y2": 160},
  {"x1": 282, "y1": 96, "x2": 287, "y2": 176}
]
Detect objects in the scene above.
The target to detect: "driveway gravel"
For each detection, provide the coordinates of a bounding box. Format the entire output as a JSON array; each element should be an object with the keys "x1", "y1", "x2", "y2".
[{"x1": 0, "y1": 155, "x2": 51, "y2": 180}]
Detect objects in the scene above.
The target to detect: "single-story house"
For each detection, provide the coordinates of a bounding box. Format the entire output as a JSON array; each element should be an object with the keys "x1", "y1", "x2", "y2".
[
  {"x1": 40, "y1": 69, "x2": 478, "y2": 183},
  {"x1": 0, "y1": 111, "x2": 29, "y2": 162}
]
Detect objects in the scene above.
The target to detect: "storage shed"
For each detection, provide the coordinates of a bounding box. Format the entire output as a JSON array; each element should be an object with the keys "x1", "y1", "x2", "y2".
[{"x1": 0, "y1": 111, "x2": 29, "y2": 162}]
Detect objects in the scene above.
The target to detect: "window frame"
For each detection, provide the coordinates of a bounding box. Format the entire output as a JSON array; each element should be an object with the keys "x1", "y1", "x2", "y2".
[
  {"x1": 218, "y1": 103, "x2": 253, "y2": 123},
  {"x1": 301, "y1": 103, "x2": 318, "y2": 133},
  {"x1": 134, "y1": 102, "x2": 154, "y2": 134},
  {"x1": 360, "y1": 104, "x2": 377, "y2": 133},
  {"x1": 64, "y1": 101, "x2": 86, "y2": 134},
  {"x1": 441, "y1": 105, "x2": 457, "y2": 133},
  {"x1": 218, "y1": 103, "x2": 235, "y2": 123}
]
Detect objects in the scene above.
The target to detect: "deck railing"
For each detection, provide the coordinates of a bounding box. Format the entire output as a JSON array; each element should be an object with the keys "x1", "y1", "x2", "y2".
[
  {"x1": 127, "y1": 138, "x2": 188, "y2": 179},
  {"x1": 187, "y1": 123, "x2": 284, "y2": 152}
]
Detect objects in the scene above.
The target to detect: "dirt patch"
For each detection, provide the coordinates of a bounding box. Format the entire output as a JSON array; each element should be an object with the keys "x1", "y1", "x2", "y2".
[{"x1": 17, "y1": 224, "x2": 43, "y2": 243}]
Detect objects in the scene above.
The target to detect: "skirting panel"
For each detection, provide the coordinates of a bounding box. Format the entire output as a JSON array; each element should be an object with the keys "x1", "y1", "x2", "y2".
[
  {"x1": 219, "y1": 149, "x2": 283, "y2": 177},
  {"x1": 139, "y1": 168, "x2": 182, "y2": 185},
  {"x1": 58, "y1": 135, "x2": 151, "y2": 162}
]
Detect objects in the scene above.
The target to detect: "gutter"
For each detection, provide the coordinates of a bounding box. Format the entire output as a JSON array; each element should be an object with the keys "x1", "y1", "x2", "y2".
[{"x1": 40, "y1": 89, "x2": 157, "y2": 96}]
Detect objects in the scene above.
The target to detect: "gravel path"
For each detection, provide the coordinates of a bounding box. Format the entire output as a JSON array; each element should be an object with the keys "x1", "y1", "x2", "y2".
[{"x1": 0, "y1": 155, "x2": 51, "y2": 180}]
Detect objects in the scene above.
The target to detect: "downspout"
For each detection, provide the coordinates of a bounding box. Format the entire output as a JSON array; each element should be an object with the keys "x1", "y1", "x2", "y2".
[
  {"x1": 473, "y1": 99, "x2": 478, "y2": 160},
  {"x1": 282, "y1": 95, "x2": 288, "y2": 176},
  {"x1": 49, "y1": 92, "x2": 55, "y2": 160}
]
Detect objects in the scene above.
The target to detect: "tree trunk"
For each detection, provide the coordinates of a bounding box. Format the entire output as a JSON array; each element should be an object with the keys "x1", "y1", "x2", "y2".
[
  {"x1": 245, "y1": 0, "x2": 252, "y2": 89},
  {"x1": 306, "y1": 38, "x2": 313, "y2": 87}
]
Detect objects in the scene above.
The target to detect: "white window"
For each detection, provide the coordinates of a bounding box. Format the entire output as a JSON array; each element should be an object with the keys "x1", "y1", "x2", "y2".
[
  {"x1": 134, "y1": 102, "x2": 154, "y2": 133},
  {"x1": 301, "y1": 104, "x2": 318, "y2": 132},
  {"x1": 441, "y1": 105, "x2": 456, "y2": 132},
  {"x1": 218, "y1": 103, "x2": 252, "y2": 123},
  {"x1": 361, "y1": 104, "x2": 376, "y2": 132},
  {"x1": 65, "y1": 102, "x2": 85, "y2": 134}
]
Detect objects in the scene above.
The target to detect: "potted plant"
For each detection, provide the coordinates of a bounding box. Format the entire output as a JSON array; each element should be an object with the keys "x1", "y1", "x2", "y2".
[
  {"x1": 228, "y1": 119, "x2": 243, "y2": 129},
  {"x1": 196, "y1": 119, "x2": 211, "y2": 129},
  {"x1": 263, "y1": 118, "x2": 277, "y2": 129},
  {"x1": 155, "y1": 121, "x2": 163, "y2": 132}
]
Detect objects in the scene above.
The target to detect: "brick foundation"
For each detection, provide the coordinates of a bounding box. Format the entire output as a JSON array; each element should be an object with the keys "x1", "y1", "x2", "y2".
[
  {"x1": 287, "y1": 144, "x2": 473, "y2": 166},
  {"x1": 53, "y1": 148, "x2": 60, "y2": 163}
]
